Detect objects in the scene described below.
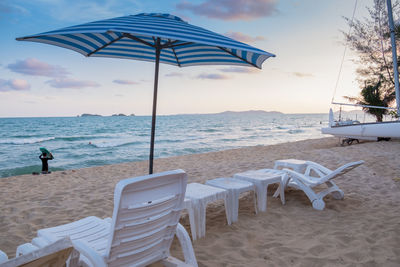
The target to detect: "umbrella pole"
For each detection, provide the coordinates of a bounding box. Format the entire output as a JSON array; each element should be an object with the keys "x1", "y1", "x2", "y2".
[{"x1": 149, "y1": 40, "x2": 161, "y2": 174}]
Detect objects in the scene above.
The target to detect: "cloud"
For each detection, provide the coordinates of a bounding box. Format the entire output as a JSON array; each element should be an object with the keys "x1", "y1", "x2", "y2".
[
  {"x1": 34, "y1": 0, "x2": 137, "y2": 22},
  {"x1": 113, "y1": 79, "x2": 138, "y2": 85},
  {"x1": 0, "y1": 1, "x2": 29, "y2": 16},
  {"x1": 219, "y1": 67, "x2": 259, "y2": 74},
  {"x1": 292, "y1": 72, "x2": 314, "y2": 78},
  {"x1": 224, "y1": 32, "x2": 265, "y2": 43},
  {"x1": 0, "y1": 78, "x2": 30, "y2": 92},
  {"x1": 176, "y1": 0, "x2": 278, "y2": 21},
  {"x1": 46, "y1": 78, "x2": 99, "y2": 89},
  {"x1": 165, "y1": 72, "x2": 184, "y2": 77},
  {"x1": 195, "y1": 73, "x2": 229, "y2": 80},
  {"x1": 8, "y1": 58, "x2": 69, "y2": 78}
]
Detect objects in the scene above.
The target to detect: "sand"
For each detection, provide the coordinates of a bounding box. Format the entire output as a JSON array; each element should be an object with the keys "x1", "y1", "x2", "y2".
[{"x1": 1, "y1": 137, "x2": 400, "y2": 266}]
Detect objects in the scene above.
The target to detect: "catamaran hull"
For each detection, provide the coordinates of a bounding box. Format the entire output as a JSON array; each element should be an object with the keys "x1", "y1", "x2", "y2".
[{"x1": 322, "y1": 121, "x2": 400, "y2": 140}]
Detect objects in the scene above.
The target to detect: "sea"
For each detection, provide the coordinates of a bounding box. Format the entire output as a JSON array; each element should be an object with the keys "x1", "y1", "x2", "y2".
[{"x1": 0, "y1": 112, "x2": 328, "y2": 178}]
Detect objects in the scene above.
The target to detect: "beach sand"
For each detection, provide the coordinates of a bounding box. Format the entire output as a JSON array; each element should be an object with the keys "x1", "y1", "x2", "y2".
[{"x1": 1, "y1": 137, "x2": 400, "y2": 266}]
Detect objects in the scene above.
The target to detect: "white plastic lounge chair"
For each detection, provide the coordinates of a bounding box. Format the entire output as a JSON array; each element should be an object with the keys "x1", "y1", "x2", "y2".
[
  {"x1": 0, "y1": 237, "x2": 73, "y2": 267},
  {"x1": 275, "y1": 160, "x2": 364, "y2": 210},
  {"x1": 19, "y1": 170, "x2": 197, "y2": 267}
]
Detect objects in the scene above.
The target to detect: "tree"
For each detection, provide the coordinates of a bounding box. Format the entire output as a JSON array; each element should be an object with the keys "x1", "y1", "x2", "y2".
[
  {"x1": 344, "y1": 0, "x2": 399, "y2": 111},
  {"x1": 345, "y1": 78, "x2": 388, "y2": 121}
]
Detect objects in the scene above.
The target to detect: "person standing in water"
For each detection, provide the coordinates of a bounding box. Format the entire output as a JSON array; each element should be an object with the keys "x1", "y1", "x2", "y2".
[{"x1": 39, "y1": 152, "x2": 54, "y2": 173}]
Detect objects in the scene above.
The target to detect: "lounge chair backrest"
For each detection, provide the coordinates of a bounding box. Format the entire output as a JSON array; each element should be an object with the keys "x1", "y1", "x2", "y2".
[
  {"x1": 105, "y1": 169, "x2": 187, "y2": 267},
  {"x1": 0, "y1": 237, "x2": 73, "y2": 267},
  {"x1": 319, "y1": 160, "x2": 364, "y2": 184}
]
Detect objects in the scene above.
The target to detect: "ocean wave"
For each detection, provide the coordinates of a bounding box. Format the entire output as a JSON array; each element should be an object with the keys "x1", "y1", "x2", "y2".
[
  {"x1": 56, "y1": 133, "x2": 139, "y2": 142},
  {"x1": 219, "y1": 138, "x2": 238, "y2": 142},
  {"x1": 241, "y1": 128, "x2": 252, "y2": 132},
  {"x1": 199, "y1": 128, "x2": 220, "y2": 133},
  {"x1": 90, "y1": 139, "x2": 144, "y2": 148},
  {"x1": 157, "y1": 139, "x2": 181, "y2": 144},
  {"x1": 0, "y1": 137, "x2": 56, "y2": 145},
  {"x1": 288, "y1": 129, "x2": 304, "y2": 134},
  {"x1": 56, "y1": 136, "x2": 94, "y2": 141}
]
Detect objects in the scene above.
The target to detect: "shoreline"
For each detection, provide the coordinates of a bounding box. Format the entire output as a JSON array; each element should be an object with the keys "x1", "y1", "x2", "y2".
[
  {"x1": 1, "y1": 136, "x2": 335, "y2": 181},
  {"x1": 1, "y1": 137, "x2": 400, "y2": 265},
  {"x1": 0, "y1": 135, "x2": 329, "y2": 179}
]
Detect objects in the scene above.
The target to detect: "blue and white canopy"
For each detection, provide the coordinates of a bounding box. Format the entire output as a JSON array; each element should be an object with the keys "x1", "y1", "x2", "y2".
[{"x1": 17, "y1": 13, "x2": 275, "y2": 68}]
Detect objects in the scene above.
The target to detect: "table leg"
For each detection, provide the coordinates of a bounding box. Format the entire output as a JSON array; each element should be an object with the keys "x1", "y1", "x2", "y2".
[
  {"x1": 198, "y1": 202, "x2": 207, "y2": 239},
  {"x1": 256, "y1": 186, "x2": 267, "y2": 212},
  {"x1": 252, "y1": 188, "x2": 258, "y2": 214},
  {"x1": 224, "y1": 195, "x2": 233, "y2": 225}
]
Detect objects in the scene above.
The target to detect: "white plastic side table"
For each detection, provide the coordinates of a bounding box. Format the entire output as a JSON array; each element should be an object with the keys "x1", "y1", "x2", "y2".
[
  {"x1": 234, "y1": 169, "x2": 286, "y2": 212},
  {"x1": 184, "y1": 183, "x2": 230, "y2": 240},
  {"x1": 274, "y1": 159, "x2": 307, "y2": 173},
  {"x1": 206, "y1": 178, "x2": 256, "y2": 223}
]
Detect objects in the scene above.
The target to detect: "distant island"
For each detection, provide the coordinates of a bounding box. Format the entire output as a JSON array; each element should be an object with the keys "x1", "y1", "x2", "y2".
[
  {"x1": 78, "y1": 113, "x2": 102, "y2": 117},
  {"x1": 77, "y1": 110, "x2": 281, "y2": 117},
  {"x1": 214, "y1": 110, "x2": 283, "y2": 115},
  {"x1": 111, "y1": 113, "x2": 136, "y2": 116}
]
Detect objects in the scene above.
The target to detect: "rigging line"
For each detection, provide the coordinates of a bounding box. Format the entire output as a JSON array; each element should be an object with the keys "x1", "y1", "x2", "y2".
[{"x1": 331, "y1": 0, "x2": 358, "y2": 103}]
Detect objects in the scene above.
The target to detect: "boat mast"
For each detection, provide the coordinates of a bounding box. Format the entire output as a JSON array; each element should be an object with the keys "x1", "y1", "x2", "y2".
[{"x1": 386, "y1": 0, "x2": 400, "y2": 118}]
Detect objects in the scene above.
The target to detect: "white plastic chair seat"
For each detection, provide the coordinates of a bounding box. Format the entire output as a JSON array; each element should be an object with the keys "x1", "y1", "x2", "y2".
[
  {"x1": 234, "y1": 169, "x2": 286, "y2": 212},
  {"x1": 205, "y1": 178, "x2": 257, "y2": 223},
  {"x1": 1, "y1": 238, "x2": 73, "y2": 267},
  {"x1": 183, "y1": 183, "x2": 229, "y2": 240},
  {"x1": 36, "y1": 216, "x2": 111, "y2": 261}
]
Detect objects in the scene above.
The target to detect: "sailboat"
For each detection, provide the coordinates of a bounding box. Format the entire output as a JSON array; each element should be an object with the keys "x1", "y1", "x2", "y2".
[{"x1": 322, "y1": 0, "x2": 400, "y2": 141}]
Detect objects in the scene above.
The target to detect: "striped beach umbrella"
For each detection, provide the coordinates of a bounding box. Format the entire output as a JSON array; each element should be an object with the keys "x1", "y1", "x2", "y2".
[{"x1": 17, "y1": 13, "x2": 275, "y2": 174}]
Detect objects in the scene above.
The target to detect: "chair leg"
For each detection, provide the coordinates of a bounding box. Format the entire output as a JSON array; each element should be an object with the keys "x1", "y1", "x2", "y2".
[
  {"x1": 312, "y1": 199, "x2": 325, "y2": 210},
  {"x1": 175, "y1": 223, "x2": 198, "y2": 267},
  {"x1": 288, "y1": 177, "x2": 319, "y2": 209},
  {"x1": 0, "y1": 250, "x2": 7, "y2": 264},
  {"x1": 331, "y1": 190, "x2": 344, "y2": 200},
  {"x1": 185, "y1": 205, "x2": 197, "y2": 241},
  {"x1": 325, "y1": 181, "x2": 344, "y2": 199}
]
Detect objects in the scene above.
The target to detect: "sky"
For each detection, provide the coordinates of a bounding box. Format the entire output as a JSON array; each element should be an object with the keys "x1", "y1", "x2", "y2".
[{"x1": 0, "y1": 0, "x2": 375, "y2": 117}]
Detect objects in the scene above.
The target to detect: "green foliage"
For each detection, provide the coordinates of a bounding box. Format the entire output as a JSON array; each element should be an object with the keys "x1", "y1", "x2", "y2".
[
  {"x1": 344, "y1": 0, "x2": 399, "y2": 110},
  {"x1": 388, "y1": 109, "x2": 399, "y2": 118},
  {"x1": 345, "y1": 79, "x2": 388, "y2": 122}
]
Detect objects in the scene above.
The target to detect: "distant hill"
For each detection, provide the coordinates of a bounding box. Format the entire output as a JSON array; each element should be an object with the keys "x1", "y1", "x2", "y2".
[
  {"x1": 214, "y1": 110, "x2": 283, "y2": 115},
  {"x1": 79, "y1": 113, "x2": 102, "y2": 117}
]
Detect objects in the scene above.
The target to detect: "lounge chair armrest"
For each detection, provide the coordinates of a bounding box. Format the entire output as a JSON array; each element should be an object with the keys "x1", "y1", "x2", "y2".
[
  {"x1": 305, "y1": 161, "x2": 332, "y2": 176},
  {"x1": 32, "y1": 237, "x2": 52, "y2": 248},
  {"x1": 72, "y1": 240, "x2": 107, "y2": 267},
  {"x1": 175, "y1": 223, "x2": 198, "y2": 267},
  {"x1": 16, "y1": 243, "x2": 39, "y2": 257},
  {"x1": 284, "y1": 169, "x2": 322, "y2": 186},
  {"x1": 103, "y1": 217, "x2": 112, "y2": 224}
]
